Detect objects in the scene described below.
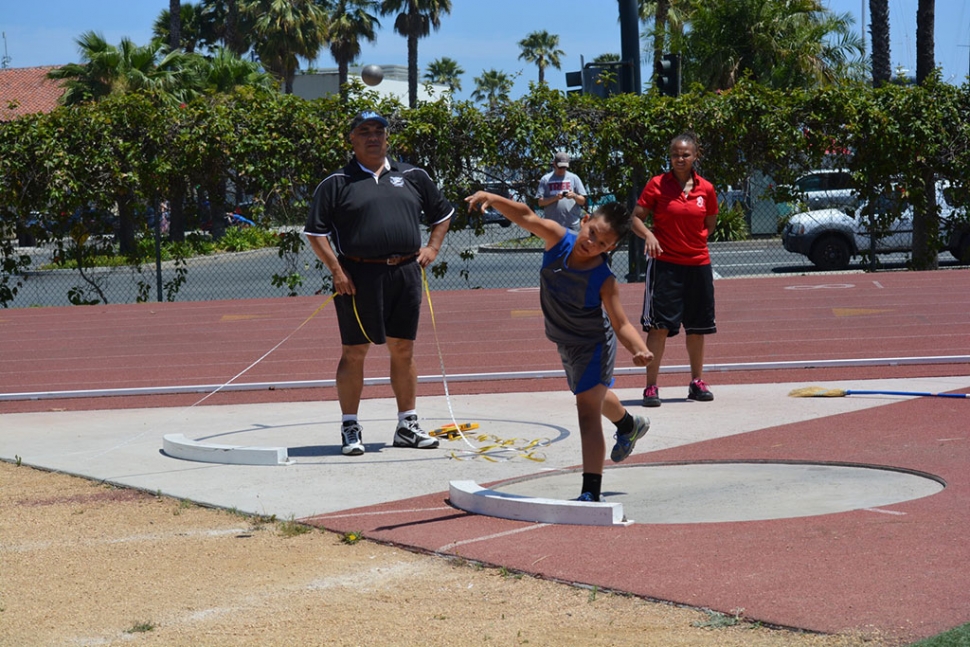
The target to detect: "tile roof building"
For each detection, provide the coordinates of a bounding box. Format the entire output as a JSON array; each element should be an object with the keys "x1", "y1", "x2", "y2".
[{"x1": 0, "y1": 66, "x2": 64, "y2": 120}]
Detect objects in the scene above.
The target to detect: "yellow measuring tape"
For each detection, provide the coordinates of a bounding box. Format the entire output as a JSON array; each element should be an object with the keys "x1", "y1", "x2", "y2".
[
  {"x1": 419, "y1": 267, "x2": 550, "y2": 462},
  {"x1": 320, "y1": 265, "x2": 550, "y2": 462}
]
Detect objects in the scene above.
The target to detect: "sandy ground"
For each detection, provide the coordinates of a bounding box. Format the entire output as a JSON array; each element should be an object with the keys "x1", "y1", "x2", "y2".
[{"x1": 0, "y1": 461, "x2": 888, "y2": 647}]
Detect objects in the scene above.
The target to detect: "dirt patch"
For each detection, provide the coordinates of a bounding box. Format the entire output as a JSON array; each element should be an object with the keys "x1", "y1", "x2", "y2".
[{"x1": 0, "y1": 461, "x2": 885, "y2": 646}]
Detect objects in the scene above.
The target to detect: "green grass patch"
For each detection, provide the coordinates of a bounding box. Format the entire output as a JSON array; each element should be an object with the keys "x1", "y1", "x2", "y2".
[
  {"x1": 907, "y1": 623, "x2": 970, "y2": 646},
  {"x1": 125, "y1": 621, "x2": 156, "y2": 634},
  {"x1": 340, "y1": 530, "x2": 363, "y2": 545},
  {"x1": 276, "y1": 517, "x2": 312, "y2": 538},
  {"x1": 692, "y1": 608, "x2": 747, "y2": 629},
  {"x1": 41, "y1": 228, "x2": 280, "y2": 270}
]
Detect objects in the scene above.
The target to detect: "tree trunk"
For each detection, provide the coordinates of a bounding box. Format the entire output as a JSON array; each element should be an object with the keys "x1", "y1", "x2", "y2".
[
  {"x1": 206, "y1": 182, "x2": 227, "y2": 241},
  {"x1": 116, "y1": 192, "x2": 137, "y2": 256},
  {"x1": 339, "y1": 60, "x2": 348, "y2": 102},
  {"x1": 226, "y1": 0, "x2": 243, "y2": 55},
  {"x1": 169, "y1": 0, "x2": 182, "y2": 51},
  {"x1": 916, "y1": 0, "x2": 935, "y2": 83},
  {"x1": 408, "y1": 32, "x2": 418, "y2": 108},
  {"x1": 911, "y1": 0, "x2": 937, "y2": 270},
  {"x1": 169, "y1": 180, "x2": 186, "y2": 243},
  {"x1": 653, "y1": 0, "x2": 670, "y2": 70},
  {"x1": 869, "y1": 0, "x2": 891, "y2": 86},
  {"x1": 911, "y1": 169, "x2": 939, "y2": 271}
]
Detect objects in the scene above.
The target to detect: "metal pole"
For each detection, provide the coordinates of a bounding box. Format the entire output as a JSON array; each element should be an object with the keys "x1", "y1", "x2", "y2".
[
  {"x1": 618, "y1": 0, "x2": 641, "y2": 94},
  {"x1": 619, "y1": 0, "x2": 646, "y2": 281},
  {"x1": 153, "y1": 200, "x2": 163, "y2": 302}
]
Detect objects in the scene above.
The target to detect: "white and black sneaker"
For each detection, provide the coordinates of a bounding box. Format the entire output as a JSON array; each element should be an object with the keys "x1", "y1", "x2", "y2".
[
  {"x1": 392, "y1": 415, "x2": 439, "y2": 449},
  {"x1": 341, "y1": 421, "x2": 365, "y2": 456}
]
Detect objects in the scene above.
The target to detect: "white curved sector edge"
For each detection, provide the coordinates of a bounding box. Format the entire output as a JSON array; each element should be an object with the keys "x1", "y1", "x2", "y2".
[
  {"x1": 449, "y1": 480, "x2": 631, "y2": 527},
  {"x1": 162, "y1": 434, "x2": 291, "y2": 466}
]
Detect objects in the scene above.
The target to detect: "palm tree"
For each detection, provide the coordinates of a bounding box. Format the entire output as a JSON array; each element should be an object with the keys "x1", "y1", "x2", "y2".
[
  {"x1": 471, "y1": 68, "x2": 512, "y2": 108},
  {"x1": 869, "y1": 0, "x2": 891, "y2": 86},
  {"x1": 327, "y1": 0, "x2": 381, "y2": 100},
  {"x1": 379, "y1": 0, "x2": 452, "y2": 108},
  {"x1": 593, "y1": 53, "x2": 620, "y2": 63},
  {"x1": 47, "y1": 34, "x2": 204, "y2": 254},
  {"x1": 243, "y1": 0, "x2": 328, "y2": 94},
  {"x1": 424, "y1": 56, "x2": 463, "y2": 92},
  {"x1": 517, "y1": 30, "x2": 564, "y2": 85},
  {"x1": 48, "y1": 32, "x2": 200, "y2": 106},
  {"x1": 683, "y1": 0, "x2": 863, "y2": 91},
  {"x1": 154, "y1": 3, "x2": 205, "y2": 53},
  {"x1": 170, "y1": 0, "x2": 182, "y2": 50},
  {"x1": 194, "y1": 47, "x2": 276, "y2": 92},
  {"x1": 638, "y1": 0, "x2": 692, "y2": 70},
  {"x1": 199, "y1": 0, "x2": 253, "y2": 56}
]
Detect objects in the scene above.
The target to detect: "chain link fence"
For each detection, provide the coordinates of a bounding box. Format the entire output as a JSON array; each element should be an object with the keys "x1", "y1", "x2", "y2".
[{"x1": 5, "y1": 182, "x2": 969, "y2": 309}]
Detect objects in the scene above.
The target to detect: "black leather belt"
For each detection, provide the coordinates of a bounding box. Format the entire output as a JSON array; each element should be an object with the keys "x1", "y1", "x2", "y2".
[{"x1": 341, "y1": 253, "x2": 418, "y2": 266}]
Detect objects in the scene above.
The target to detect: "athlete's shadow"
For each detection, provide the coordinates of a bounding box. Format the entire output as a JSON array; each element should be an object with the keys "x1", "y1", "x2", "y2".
[{"x1": 288, "y1": 442, "x2": 385, "y2": 457}]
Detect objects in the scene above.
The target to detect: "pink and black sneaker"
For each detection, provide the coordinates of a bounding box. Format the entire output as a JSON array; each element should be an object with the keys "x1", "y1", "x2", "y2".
[{"x1": 687, "y1": 378, "x2": 714, "y2": 402}]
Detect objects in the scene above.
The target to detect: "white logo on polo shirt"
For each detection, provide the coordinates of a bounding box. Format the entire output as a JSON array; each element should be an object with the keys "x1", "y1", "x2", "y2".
[
  {"x1": 391, "y1": 176, "x2": 405, "y2": 187},
  {"x1": 696, "y1": 196, "x2": 705, "y2": 209}
]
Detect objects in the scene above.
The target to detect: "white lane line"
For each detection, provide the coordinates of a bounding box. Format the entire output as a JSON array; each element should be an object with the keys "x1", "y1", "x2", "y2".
[
  {"x1": 437, "y1": 524, "x2": 549, "y2": 553},
  {"x1": 303, "y1": 506, "x2": 455, "y2": 522},
  {"x1": 862, "y1": 508, "x2": 907, "y2": 516},
  {"x1": 4, "y1": 355, "x2": 969, "y2": 401}
]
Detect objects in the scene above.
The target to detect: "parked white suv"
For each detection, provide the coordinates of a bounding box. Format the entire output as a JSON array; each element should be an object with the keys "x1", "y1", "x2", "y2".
[
  {"x1": 781, "y1": 182, "x2": 969, "y2": 270},
  {"x1": 777, "y1": 169, "x2": 858, "y2": 216}
]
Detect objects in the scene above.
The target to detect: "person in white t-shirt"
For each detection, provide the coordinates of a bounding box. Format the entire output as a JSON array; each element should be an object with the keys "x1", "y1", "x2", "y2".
[{"x1": 535, "y1": 151, "x2": 588, "y2": 230}]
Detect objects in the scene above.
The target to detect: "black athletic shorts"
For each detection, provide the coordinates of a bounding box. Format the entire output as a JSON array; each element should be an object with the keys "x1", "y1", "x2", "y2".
[
  {"x1": 641, "y1": 257, "x2": 716, "y2": 337},
  {"x1": 333, "y1": 258, "x2": 422, "y2": 345}
]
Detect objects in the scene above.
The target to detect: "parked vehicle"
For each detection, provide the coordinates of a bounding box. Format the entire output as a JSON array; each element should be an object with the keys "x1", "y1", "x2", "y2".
[
  {"x1": 782, "y1": 182, "x2": 969, "y2": 270},
  {"x1": 776, "y1": 169, "x2": 857, "y2": 217},
  {"x1": 19, "y1": 207, "x2": 118, "y2": 246}
]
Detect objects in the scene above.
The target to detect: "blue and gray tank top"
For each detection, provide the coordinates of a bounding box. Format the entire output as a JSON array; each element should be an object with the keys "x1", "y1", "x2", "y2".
[{"x1": 539, "y1": 230, "x2": 614, "y2": 346}]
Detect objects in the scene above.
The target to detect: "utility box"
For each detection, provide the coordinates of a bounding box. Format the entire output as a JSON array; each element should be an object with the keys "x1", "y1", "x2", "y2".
[{"x1": 747, "y1": 171, "x2": 780, "y2": 236}]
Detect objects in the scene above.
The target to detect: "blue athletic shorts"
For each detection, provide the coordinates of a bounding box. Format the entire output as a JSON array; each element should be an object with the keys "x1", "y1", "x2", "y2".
[{"x1": 557, "y1": 333, "x2": 617, "y2": 395}]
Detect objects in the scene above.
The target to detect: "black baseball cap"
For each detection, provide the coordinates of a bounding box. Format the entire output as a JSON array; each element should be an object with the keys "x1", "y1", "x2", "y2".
[{"x1": 349, "y1": 110, "x2": 389, "y2": 132}]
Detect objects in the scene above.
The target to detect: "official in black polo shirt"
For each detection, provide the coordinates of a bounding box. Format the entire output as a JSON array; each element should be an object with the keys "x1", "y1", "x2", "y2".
[{"x1": 305, "y1": 110, "x2": 453, "y2": 457}]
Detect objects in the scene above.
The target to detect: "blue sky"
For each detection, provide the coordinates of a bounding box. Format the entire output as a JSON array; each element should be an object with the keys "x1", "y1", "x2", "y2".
[{"x1": 3, "y1": 1, "x2": 968, "y2": 101}]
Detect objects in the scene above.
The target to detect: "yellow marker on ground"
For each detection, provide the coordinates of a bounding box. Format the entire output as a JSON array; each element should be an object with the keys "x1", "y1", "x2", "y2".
[{"x1": 429, "y1": 422, "x2": 480, "y2": 438}]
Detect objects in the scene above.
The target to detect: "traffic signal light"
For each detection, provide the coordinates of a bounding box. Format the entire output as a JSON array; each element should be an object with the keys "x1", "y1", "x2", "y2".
[
  {"x1": 654, "y1": 53, "x2": 681, "y2": 97},
  {"x1": 566, "y1": 65, "x2": 622, "y2": 98},
  {"x1": 565, "y1": 70, "x2": 584, "y2": 95}
]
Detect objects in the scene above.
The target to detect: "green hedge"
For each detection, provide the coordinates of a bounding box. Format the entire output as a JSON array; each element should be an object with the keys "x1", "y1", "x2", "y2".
[{"x1": 2, "y1": 76, "x2": 969, "y2": 304}]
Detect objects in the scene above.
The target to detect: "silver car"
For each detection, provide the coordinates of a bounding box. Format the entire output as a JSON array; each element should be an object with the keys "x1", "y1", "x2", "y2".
[{"x1": 782, "y1": 182, "x2": 968, "y2": 270}]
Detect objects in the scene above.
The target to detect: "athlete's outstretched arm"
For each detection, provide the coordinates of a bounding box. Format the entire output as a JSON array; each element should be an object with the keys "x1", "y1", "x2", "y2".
[{"x1": 465, "y1": 191, "x2": 565, "y2": 250}]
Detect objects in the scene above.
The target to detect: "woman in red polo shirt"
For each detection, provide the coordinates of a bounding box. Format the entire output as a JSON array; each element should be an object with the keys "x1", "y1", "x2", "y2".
[{"x1": 631, "y1": 132, "x2": 718, "y2": 407}]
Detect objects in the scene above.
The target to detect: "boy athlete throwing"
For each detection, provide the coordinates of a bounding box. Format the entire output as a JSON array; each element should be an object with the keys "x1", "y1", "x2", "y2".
[{"x1": 465, "y1": 191, "x2": 652, "y2": 502}]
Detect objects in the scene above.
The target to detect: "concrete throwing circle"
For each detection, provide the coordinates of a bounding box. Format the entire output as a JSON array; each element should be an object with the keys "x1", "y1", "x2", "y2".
[{"x1": 491, "y1": 461, "x2": 944, "y2": 524}]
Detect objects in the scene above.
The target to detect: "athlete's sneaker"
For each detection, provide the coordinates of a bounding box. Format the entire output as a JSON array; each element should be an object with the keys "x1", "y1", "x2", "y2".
[
  {"x1": 341, "y1": 421, "x2": 365, "y2": 456},
  {"x1": 642, "y1": 384, "x2": 661, "y2": 407},
  {"x1": 392, "y1": 415, "x2": 439, "y2": 449},
  {"x1": 687, "y1": 378, "x2": 714, "y2": 402},
  {"x1": 610, "y1": 415, "x2": 651, "y2": 463},
  {"x1": 576, "y1": 492, "x2": 598, "y2": 502}
]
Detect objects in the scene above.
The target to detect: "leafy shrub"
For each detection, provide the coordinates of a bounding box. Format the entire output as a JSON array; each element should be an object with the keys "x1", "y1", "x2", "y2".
[
  {"x1": 218, "y1": 226, "x2": 278, "y2": 252},
  {"x1": 711, "y1": 203, "x2": 749, "y2": 242}
]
